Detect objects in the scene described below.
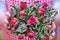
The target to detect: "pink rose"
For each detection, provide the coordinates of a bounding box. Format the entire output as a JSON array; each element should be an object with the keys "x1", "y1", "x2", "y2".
[
  {"x1": 44, "y1": 36, "x2": 49, "y2": 40},
  {"x1": 42, "y1": 2, "x2": 48, "y2": 8},
  {"x1": 38, "y1": 8, "x2": 45, "y2": 15},
  {"x1": 29, "y1": 31, "x2": 35, "y2": 38},
  {"x1": 45, "y1": 25, "x2": 51, "y2": 29},
  {"x1": 18, "y1": 34, "x2": 24, "y2": 39},
  {"x1": 11, "y1": 27, "x2": 15, "y2": 32},
  {"x1": 27, "y1": 16, "x2": 37, "y2": 25},
  {"x1": 10, "y1": 17, "x2": 16, "y2": 26},
  {"x1": 27, "y1": 19, "x2": 33, "y2": 25},
  {"x1": 19, "y1": 10, "x2": 25, "y2": 17}
]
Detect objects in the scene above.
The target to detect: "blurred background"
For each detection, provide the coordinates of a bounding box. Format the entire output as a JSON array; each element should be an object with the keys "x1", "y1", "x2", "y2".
[{"x1": 54, "y1": 0, "x2": 60, "y2": 40}]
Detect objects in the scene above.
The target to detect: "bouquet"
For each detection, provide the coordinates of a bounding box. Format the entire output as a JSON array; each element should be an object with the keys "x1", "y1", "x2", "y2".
[{"x1": 6, "y1": 1, "x2": 58, "y2": 40}]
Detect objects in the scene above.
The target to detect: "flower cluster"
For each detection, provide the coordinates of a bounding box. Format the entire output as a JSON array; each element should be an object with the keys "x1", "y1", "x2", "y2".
[{"x1": 6, "y1": 1, "x2": 57, "y2": 40}]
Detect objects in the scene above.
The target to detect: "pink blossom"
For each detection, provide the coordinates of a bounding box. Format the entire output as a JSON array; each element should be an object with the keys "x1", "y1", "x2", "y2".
[
  {"x1": 45, "y1": 25, "x2": 51, "y2": 29},
  {"x1": 10, "y1": 17, "x2": 16, "y2": 26},
  {"x1": 19, "y1": 10, "x2": 25, "y2": 17},
  {"x1": 18, "y1": 34, "x2": 24, "y2": 39},
  {"x1": 38, "y1": 8, "x2": 45, "y2": 15},
  {"x1": 29, "y1": 16, "x2": 37, "y2": 22},
  {"x1": 26, "y1": 19, "x2": 33, "y2": 25},
  {"x1": 11, "y1": 27, "x2": 15, "y2": 32},
  {"x1": 27, "y1": 16, "x2": 37, "y2": 25},
  {"x1": 29, "y1": 31, "x2": 35, "y2": 38}
]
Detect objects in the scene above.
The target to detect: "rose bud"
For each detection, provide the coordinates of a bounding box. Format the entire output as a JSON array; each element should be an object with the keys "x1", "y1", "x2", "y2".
[
  {"x1": 19, "y1": 10, "x2": 25, "y2": 17},
  {"x1": 29, "y1": 31, "x2": 35, "y2": 38},
  {"x1": 20, "y1": 2, "x2": 27, "y2": 9},
  {"x1": 38, "y1": 8, "x2": 45, "y2": 15},
  {"x1": 42, "y1": 2, "x2": 48, "y2": 8},
  {"x1": 10, "y1": 17, "x2": 16, "y2": 26},
  {"x1": 45, "y1": 25, "x2": 51, "y2": 29},
  {"x1": 18, "y1": 34, "x2": 24, "y2": 39}
]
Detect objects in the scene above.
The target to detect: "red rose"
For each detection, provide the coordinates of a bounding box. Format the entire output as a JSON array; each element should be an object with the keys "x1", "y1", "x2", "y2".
[
  {"x1": 38, "y1": 8, "x2": 45, "y2": 15},
  {"x1": 44, "y1": 36, "x2": 49, "y2": 40},
  {"x1": 27, "y1": 19, "x2": 33, "y2": 25},
  {"x1": 10, "y1": 17, "x2": 16, "y2": 26},
  {"x1": 20, "y1": 2, "x2": 27, "y2": 9},
  {"x1": 42, "y1": 2, "x2": 48, "y2": 8},
  {"x1": 19, "y1": 10, "x2": 25, "y2": 17},
  {"x1": 29, "y1": 31, "x2": 35, "y2": 38}
]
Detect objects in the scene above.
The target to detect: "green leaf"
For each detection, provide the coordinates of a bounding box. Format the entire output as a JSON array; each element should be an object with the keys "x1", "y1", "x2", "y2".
[
  {"x1": 39, "y1": 33, "x2": 44, "y2": 38},
  {"x1": 10, "y1": 7, "x2": 17, "y2": 15},
  {"x1": 15, "y1": 23, "x2": 27, "y2": 33},
  {"x1": 37, "y1": 4, "x2": 41, "y2": 8}
]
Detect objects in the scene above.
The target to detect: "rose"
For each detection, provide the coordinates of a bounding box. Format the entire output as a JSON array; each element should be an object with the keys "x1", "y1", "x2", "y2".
[
  {"x1": 29, "y1": 31, "x2": 35, "y2": 38},
  {"x1": 5, "y1": 11, "x2": 11, "y2": 18},
  {"x1": 18, "y1": 34, "x2": 24, "y2": 39},
  {"x1": 29, "y1": 16, "x2": 37, "y2": 22},
  {"x1": 42, "y1": 2, "x2": 48, "y2": 8},
  {"x1": 38, "y1": 8, "x2": 45, "y2": 15},
  {"x1": 19, "y1": 10, "x2": 25, "y2": 17},
  {"x1": 10, "y1": 17, "x2": 16, "y2": 26},
  {"x1": 44, "y1": 36, "x2": 49, "y2": 40},
  {"x1": 11, "y1": 27, "x2": 15, "y2": 32},
  {"x1": 20, "y1": 2, "x2": 27, "y2": 9},
  {"x1": 27, "y1": 16, "x2": 37, "y2": 25},
  {"x1": 26, "y1": 19, "x2": 33, "y2": 25},
  {"x1": 24, "y1": 29, "x2": 30, "y2": 34},
  {"x1": 45, "y1": 25, "x2": 51, "y2": 29}
]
